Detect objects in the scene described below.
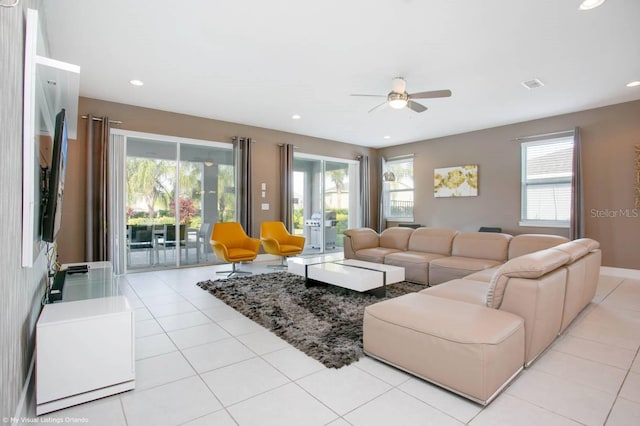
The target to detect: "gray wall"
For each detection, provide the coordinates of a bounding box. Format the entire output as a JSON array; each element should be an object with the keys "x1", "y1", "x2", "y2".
[
  {"x1": 0, "y1": 0, "x2": 48, "y2": 419},
  {"x1": 381, "y1": 100, "x2": 640, "y2": 270}
]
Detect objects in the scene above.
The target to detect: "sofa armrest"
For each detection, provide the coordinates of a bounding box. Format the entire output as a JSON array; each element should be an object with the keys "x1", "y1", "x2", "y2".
[
  {"x1": 343, "y1": 234, "x2": 356, "y2": 259},
  {"x1": 343, "y1": 228, "x2": 380, "y2": 252},
  {"x1": 486, "y1": 249, "x2": 571, "y2": 309},
  {"x1": 498, "y1": 269, "x2": 567, "y2": 365}
]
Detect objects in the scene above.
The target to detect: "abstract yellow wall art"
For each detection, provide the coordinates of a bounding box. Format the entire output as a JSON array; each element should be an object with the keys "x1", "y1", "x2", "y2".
[{"x1": 434, "y1": 164, "x2": 478, "y2": 198}]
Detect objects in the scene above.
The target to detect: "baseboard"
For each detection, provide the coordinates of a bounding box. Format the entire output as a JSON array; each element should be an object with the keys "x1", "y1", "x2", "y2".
[
  {"x1": 255, "y1": 253, "x2": 280, "y2": 262},
  {"x1": 601, "y1": 266, "x2": 640, "y2": 280},
  {"x1": 12, "y1": 352, "x2": 36, "y2": 423}
]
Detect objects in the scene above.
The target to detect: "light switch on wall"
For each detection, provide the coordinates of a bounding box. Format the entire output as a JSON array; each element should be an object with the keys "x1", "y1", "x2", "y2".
[
  {"x1": 261, "y1": 191, "x2": 266, "y2": 198},
  {"x1": 261, "y1": 203, "x2": 269, "y2": 210},
  {"x1": 261, "y1": 183, "x2": 266, "y2": 190}
]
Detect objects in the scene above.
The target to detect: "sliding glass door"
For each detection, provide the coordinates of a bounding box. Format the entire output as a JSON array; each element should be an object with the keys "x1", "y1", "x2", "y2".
[
  {"x1": 293, "y1": 154, "x2": 360, "y2": 255},
  {"x1": 122, "y1": 133, "x2": 233, "y2": 272}
]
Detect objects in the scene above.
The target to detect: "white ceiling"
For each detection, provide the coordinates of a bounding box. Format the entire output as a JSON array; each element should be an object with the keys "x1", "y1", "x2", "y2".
[{"x1": 41, "y1": 0, "x2": 640, "y2": 148}]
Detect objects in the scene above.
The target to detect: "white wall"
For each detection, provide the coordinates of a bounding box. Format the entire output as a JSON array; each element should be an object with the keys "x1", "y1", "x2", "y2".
[{"x1": 0, "y1": 0, "x2": 49, "y2": 418}]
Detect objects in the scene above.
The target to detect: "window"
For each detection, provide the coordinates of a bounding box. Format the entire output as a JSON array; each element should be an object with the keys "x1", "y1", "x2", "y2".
[
  {"x1": 520, "y1": 136, "x2": 574, "y2": 227},
  {"x1": 384, "y1": 157, "x2": 414, "y2": 220}
]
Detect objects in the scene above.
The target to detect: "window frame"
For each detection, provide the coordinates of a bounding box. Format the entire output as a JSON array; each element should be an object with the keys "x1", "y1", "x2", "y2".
[
  {"x1": 519, "y1": 136, "x2": 574, "y2": 228},
  {"x1": 383, "y1": 157, "x2": 414, "y2": 221}
]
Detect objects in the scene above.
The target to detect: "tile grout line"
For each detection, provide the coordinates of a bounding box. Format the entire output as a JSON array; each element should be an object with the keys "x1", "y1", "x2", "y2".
[
  {"x1": 602, "y1": 345, "x2": 640, "y2": 425},
  {"x1": 500, "y1": 392, "x2": 591, "y2": 426},
  {"x1": 191, "y1": 373, "x2": 237, "y2": 425}
]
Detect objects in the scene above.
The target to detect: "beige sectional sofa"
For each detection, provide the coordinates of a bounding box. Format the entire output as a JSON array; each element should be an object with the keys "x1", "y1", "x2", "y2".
[
  {"x1": 357, "y1": 229, "x2": 601, "y2": 405},
  {"x1": 343, "y1": 227, "x2": 569, "y2": 285}
]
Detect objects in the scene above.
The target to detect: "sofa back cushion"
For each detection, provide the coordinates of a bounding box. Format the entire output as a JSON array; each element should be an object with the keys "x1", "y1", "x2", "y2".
[
  {"x1": 407, "y1": 227, "x2": 457, "y2": 255},
  {"x1": 486, "y1": 248, "x2": 571, "y2": 309},
  {"x1": 574, "y1": 238, "x2": 601, "y2": 253},
  {"x1": 549, "y1": 240, "x2": 589, "y2": 263},
  {"x1": 452, "y1": 232, "x2": 512, "y2": 262},
  {"x1": 508, "y1": 234, "x2": 569, "y2": 259},
  {"x1": 379, "y1": 227, "x2": 414, "y2": 251},
  {"x1": 343, "y1": 228, "x2": 379, "y2": 251}
]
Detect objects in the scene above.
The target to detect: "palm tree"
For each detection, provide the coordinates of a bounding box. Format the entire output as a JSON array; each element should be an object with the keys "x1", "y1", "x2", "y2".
[
  {"x1": 126, "y1": 158, "x2": 174, "y2": 219},
  {"x1": 327, "y1": 168, "x2": 347, "y2": 194},
  {"x1": 178, "y1": 161, "x2": 202, "y2": 202},
  {"x1": 217, "y1": 164, "x2": 235, "y2": 221}
]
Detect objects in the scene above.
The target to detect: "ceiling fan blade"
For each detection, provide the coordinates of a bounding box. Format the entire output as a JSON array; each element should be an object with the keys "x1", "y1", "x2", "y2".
[
  {"x1": 407, "y1": 100, "x2": 428, "y2": 113},
  {"x1": 350, "y1": 94, "x2": 386, "y2": 98},
  {"x1": 409, "y1": 89, "x2": 452, "y2": 99},
  {"x1": 368, "y1": 101, "x2": 388, "y2": 113}
]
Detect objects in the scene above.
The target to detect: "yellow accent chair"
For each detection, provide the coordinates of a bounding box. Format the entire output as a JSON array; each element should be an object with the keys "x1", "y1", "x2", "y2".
[
  {"x1": 260, "y1": 221, "x2": 306, "y2": 268},
  {"x1": 210, "y1": 222, "x2": 260, "y2": 277}
]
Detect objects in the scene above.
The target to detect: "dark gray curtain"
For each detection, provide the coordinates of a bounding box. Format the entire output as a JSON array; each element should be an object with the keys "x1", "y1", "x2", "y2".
[
  {"x1": 86, "y1": 115, "x2": 111, "y2": 261},
  {"x1": 233, "y1": 136, "x2": 253, "y2": 235},
  {"x1": 570, "y1": 127, "x2": 584, "y2": 239},
  {"x1": 358, "y1": 155, "x2": 371, "y2": 228},
  {"x1": 377, "y1": 156, "x2": 385, "y2": 232},
  {"x1": 280, "y1": 144, "x2": 294, "y2": 230}
]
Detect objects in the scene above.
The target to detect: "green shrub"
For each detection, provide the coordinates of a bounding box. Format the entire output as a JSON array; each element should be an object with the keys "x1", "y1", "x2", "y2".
[{"x1": 127, "y1": 214, "x2": 203, "y2": 229}]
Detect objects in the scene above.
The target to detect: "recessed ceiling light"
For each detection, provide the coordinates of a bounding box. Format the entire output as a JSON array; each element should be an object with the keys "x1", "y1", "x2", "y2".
[
  {"x1": 291, "y1": 114, "x2": 301, "y2": 120},
  {"x1": 129, "y1": 79, "x2": 144, "y2": 86},
  {"x1": 626, "y1": 81, "x2": 640, "y2": 88},
  {"x1": 579, "y1": 0, "x2": 606, "y2": 11},
  {"x1": 383, "y1": 135, "x2": 391, "y2": 139}
]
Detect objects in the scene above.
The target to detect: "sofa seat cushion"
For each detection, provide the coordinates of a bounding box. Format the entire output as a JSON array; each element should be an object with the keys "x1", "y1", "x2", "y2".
[
  {"x1": 385, "y1": 251, "x2": 445, "y2": 265},
  {"x1": 428, "y1": 256, "x2": 502, "y2": 285},
  {"x1": 363, "y1": 293, "x2": 525, "y2": 404},
  {"x1": 354, "y1": 247, "x2": 401, "y2": 264},
  {"x1": 384, "y1": 251, "x2": 446, "y2": 285},
  {"x1": 465, "y1": 267, "x2": 499, "y2": 282},
  {"x1": 420, "y1": 279, "x2": 489, "y2": 305}
]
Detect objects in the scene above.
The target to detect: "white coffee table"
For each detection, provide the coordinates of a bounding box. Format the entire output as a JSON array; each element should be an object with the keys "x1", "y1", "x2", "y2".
[{"x1": 287, "y1": 256, "x2": 405, "y2": 297}]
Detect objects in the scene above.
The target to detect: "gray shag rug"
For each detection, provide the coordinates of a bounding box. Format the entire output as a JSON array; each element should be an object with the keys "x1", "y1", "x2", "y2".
[{"x1": 197, "y1": 272, "x2": 424, "y2": 368}]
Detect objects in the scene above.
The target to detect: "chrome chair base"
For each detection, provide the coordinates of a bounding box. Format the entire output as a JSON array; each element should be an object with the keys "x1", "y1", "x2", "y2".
[{"x1": 216, "y1": 262, "x2": 252, "y2": 278}]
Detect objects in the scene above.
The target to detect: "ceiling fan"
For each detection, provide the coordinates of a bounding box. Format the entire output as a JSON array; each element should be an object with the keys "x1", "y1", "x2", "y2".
[{"x1": 351, "y1": 77, "x2": 452, "y2": 113}]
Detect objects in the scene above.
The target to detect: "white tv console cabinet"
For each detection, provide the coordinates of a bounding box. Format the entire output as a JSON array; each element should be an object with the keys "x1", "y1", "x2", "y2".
[{"x1": 36, "y1": 262, "x2": 135, "y2": 415}]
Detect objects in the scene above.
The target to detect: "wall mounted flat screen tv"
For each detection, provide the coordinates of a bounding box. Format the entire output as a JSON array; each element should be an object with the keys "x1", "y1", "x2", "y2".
[{"x1": 41, "y1": 109, "x2": 68, "y2": 243}]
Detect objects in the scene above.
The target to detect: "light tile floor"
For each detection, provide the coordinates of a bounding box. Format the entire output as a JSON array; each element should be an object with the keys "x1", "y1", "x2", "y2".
[{"x1": 29, "y1": 261, "x2": 640, "y2": 425}]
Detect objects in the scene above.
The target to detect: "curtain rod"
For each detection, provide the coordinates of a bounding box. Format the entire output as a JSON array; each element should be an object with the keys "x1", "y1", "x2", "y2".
[
  {"x1": 512, "y1": 129, "x2": 575, "y2": 142},
  {"x1": 386, "y1": 153, "x2": 415, "y2": 161},
  {"x1": 81, "y1": 115, "x2": 123, "y2": 125}
]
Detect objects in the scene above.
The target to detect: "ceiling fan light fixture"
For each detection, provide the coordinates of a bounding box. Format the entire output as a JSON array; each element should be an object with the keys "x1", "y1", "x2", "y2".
[
  {"x1": 388, "y1": 91, "x2": 409, "y2": 109},
  {"x1": 389, "y1": 99, "x2": 408, "y2": 109}
]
